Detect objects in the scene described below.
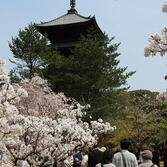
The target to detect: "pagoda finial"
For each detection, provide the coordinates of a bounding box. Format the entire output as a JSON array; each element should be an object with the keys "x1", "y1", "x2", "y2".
[
  {"x1": 68, "y1": 0, "x2": 77, "y2": 14},
  {"x1": 70, "y1": 0, "x2": 75, "y2": 9}
]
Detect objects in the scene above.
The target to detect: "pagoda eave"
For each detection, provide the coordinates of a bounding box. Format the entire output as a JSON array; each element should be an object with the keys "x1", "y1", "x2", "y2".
[{"x1": 35, "y1": 17, "x2": 103, "y2": 44}]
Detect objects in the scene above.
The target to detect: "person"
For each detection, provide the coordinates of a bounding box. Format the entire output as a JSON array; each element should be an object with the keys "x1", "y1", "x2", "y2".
[
  {"x1": 134, "y1": 143, "x2": 143, "y2": 165},
  {"x1": 82, "y1": 146, "x2": 89, "y2": 167},
  {"x1": 95, "y1": 149, "x2": 115, "y2": 167},
  {"x1": 148, "y1": 143, "x2": 160, "y2": 167},
  {"x1": 88, "y1": 144, "x2": 104, "y2": 167},
  {"x1": 161, "y1": 140, "x2": 167, "y2": 167},
  {"x1": 73, "y1": 148, "x2": 82, "y2": 167},
  {"x1": 112, "y1": 138, "x2": 138, "y2": 167},
  {"x1": 139, "y1": 150, "x2": 158, "y2": 167}
]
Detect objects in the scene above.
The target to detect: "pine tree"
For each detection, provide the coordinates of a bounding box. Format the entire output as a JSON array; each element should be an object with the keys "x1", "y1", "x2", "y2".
[
  {"x1": 42, "y1": 29, "x2": 135, "y2": 118},
  {"x1": 9, "y1": 23, "x2": 51, "y2": 82}
]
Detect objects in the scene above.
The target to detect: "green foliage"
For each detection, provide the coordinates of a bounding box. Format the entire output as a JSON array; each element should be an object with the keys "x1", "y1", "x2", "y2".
[
  {"x1": 43, "y1": 29, "x2": 135, "y2": 119},
  {"x1": 9, "y1": 23, "x2": 51, "y2": 82},
  {"x1": 127, "y1": 89, "x2": 167, "y2": 118},
  {"x1": 108, "y1": 89, "x2": 167, "y2": 148},
  {"x1": 128, "y1": 90, "x2": 159, "y2": 112}
]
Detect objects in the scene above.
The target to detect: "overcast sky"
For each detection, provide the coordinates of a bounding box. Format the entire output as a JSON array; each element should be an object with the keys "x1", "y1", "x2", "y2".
[{"x1": 1, "y1": 0, "x2": 167, "y2": 92}]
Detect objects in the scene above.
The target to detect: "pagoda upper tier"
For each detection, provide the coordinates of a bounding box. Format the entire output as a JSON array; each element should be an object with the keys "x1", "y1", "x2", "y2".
[{"x1": 35, "y1": 11, "x2": 103, "y2": 50}]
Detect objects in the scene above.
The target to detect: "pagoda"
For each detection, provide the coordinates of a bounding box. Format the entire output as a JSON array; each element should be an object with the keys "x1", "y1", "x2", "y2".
[{"x1": 35, "y1": 0, "x2": 103, "y2": 56}]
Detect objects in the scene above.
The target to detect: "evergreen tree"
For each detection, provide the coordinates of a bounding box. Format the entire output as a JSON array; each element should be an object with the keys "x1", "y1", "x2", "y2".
[
  {"x1": 9, "y1": 23, "x2": 51, "y2": 82},
  {"x1": 42, "y1": 30, "x2": 135, "y2": 118}
]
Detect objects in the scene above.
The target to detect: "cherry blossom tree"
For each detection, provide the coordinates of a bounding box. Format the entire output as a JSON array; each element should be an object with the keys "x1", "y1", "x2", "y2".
[
  {"x1": 144, "y1": 0, "x2": 167, "y2": 103},
  {"x1": 0, "y1": 59, "x2": 115, "y2": 166},
  {"x1": 1, "y1": 74, "x2": 114, "y2": 166},
  {"x1": 144, "y1": 1, "x2": 167, "y2": 57},
  {"x1": 8, "y1": 108, "x2": 114, "y2": 166},
  {"x1": 0, "y1": 59, "x2": 28, "y2": 166},
  {"x1": 13, "y1": 75, "x2": 78, "y2": 118}
]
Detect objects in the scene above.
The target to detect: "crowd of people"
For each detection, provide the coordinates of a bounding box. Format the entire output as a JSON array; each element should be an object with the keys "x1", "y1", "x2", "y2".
[{"x1": 64, "y1": 139, "x2": 167, "y2": 167}]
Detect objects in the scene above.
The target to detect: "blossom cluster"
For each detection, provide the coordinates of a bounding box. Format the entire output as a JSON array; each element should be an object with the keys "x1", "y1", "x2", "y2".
[
  {"x1": 144, "y1": 27, "x2": 167, "y2": 57},
  {"x1": 0, "y1": 60, "x2": 28, "y2": 166},
  {"x1": 144, "y1": 1, "x2": 167, "y2": 57},
  {"x1": 91, "y1": 118, "x2": 116, "y2": 135},
  {"x1": 0, "y1": 60, "x2": 115, "y2": 166}
]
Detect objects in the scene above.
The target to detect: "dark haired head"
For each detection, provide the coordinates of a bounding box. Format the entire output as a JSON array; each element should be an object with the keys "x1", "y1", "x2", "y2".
[
  {"x1": 82, "y1": 146, "x2": 89, "y2": 154},
  {"x1": 120, "y1": 139, "x2": 130, "y2": 150},
  {"x1": 149, "y1": 143, "x2": 156, "y2": 149},
  {"x1": 102, "y1": 149, "x2": 114, "y2": 164}
]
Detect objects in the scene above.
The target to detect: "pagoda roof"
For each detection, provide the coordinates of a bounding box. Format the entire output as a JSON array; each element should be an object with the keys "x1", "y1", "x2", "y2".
[
  {"x1": 35, "y1": 11, "x2": 104, "y2": 47},
  {"x1": 36, "y1": 12, "x2": 93, "y2": 27}
]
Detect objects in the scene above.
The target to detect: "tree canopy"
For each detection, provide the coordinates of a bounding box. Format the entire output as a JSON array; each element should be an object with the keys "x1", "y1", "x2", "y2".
[
  {"x1": 9, "y1": 23, "x2": 51, "y2": 81},
  {"x1": 42, "y1": 29, "x2": 135, "y2": 118},
  {"x1": 108, "y1": 89, "x2": 167, "y2": 148}
]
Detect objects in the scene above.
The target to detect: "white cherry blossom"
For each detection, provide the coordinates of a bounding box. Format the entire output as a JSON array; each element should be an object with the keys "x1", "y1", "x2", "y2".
[{"x1": 0, "y1": 60, "x2": 115, "y2": 166}]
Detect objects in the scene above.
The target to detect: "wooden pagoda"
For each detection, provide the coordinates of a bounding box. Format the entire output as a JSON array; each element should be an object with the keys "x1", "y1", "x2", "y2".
[{"x1": 35, "y1": 0, "x2": 103, "y2": 56}]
